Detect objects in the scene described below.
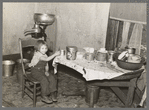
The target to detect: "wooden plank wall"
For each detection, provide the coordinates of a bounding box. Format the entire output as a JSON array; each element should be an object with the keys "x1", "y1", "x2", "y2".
[{"x1": 105, "y1": 18, "x2": 146, "y2": 56}]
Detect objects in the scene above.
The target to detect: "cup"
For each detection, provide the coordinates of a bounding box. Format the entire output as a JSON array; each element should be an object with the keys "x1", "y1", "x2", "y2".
[
  {"x1": 84, "y1": 53, "x2": 94, "y2": 61},
  {"x1": 127, "y1": 48, "x2": 136, "y2": 54},
  {"x1": 60, "y1": 50, "x2": 65, "y2": 56},
  {"x1": 77, "y1": 52, "x2": 84, "y2": 59},
  {"x1": 107, "y1": 50, "x2": 115, "y2": 63}
]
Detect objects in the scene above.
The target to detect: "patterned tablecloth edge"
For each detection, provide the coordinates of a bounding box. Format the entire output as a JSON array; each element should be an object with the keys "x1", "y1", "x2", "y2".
[{"x1": 52, "y1": 56, "x2": 144, "y2": 81}]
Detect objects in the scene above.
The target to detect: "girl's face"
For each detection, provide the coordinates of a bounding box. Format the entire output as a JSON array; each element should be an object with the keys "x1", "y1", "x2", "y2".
[{"x1": 39, "y1": 45, "x2": 48, "y2": 54}]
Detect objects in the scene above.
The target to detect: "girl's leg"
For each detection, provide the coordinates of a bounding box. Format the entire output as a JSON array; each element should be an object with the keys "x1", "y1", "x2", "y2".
[
  {"x1": 31, "y1": 71, "x2": 53, "y2": 103},
  {"x1": 47, "y1": 72, "x2": 57, "y2": 93},
  {"x1": 39, "y1": 77, "x2": 53, "y2": 103},
  {"x1": 47, "y1": 72, "x2": 58, "y2": 102},
  {"x1": 40, "y1": 76, "x2": 52, "y2": 96}
]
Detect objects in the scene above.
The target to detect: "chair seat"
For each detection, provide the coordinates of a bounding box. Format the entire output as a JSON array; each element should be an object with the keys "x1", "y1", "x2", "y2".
[{"x1": 24, "y1": 74, "x2": 40, "y2": 84}]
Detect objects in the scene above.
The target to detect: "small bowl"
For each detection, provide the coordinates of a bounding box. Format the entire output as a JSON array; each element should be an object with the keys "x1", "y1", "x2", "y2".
[{"x1": 115, "y1": 53, "x2": 145, "y2": 70}]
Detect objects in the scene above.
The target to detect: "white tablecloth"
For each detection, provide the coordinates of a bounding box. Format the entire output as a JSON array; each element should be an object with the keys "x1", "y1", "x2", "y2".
[{"x1": 52, "y1": 55, "x2": 135, "y2": 81}]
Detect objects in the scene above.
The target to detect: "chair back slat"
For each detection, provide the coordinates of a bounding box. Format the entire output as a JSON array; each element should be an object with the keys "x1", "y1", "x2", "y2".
[
  {"x1": 18, "y1": 38, "x2": 26, "y2": 76},
  {"x1": 21, "y1": 37, "x2": 43, "y2": 48},
  {"x1": 18, "y1": 37, "x2": 43, "y2": 76}
]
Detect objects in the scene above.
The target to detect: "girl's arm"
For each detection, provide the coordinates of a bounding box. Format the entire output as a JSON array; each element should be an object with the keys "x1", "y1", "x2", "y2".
[
  {"x1": 45, "y1": 63, "x2": 49, "y2": 72},
  {"x1": 28, "y1": 55, "x2": 39, "y2": 67},
  {"x1": 45, "y1": 63, "x2": 49, "y2": 76},
  {"x1": 39, "y1": 51, "x2": 60, "y2": 61}
]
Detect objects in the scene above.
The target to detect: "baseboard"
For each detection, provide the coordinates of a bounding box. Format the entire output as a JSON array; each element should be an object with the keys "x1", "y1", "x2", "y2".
[{"x1": 3, "y1": 53, "x2": 20, "y2": 62}]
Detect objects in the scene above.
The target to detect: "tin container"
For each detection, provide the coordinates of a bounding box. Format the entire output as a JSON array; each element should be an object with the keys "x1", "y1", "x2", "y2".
[
  {"x1": 66, "y1": 46, "x2": 77, "y2": 60},
  {"x1": 95, "y1": 48, "x2": 107, "y2": 61},
  {"x1": 84, "y1": 53, "x2": 94, "y2": 61}
]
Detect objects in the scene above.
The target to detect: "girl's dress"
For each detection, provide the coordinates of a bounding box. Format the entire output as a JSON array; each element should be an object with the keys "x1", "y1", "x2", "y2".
[{"x1": 29, "y1": 51, "x2": 57, "y2": 96}]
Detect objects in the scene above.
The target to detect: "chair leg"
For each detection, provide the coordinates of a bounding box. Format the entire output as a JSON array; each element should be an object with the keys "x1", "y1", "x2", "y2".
[
  {"x1": 22, "y1": 79, "x2": 25, "y2": 98},
  {"x1": 33, "y1": 84, "x2": 37, "y2": 107}
]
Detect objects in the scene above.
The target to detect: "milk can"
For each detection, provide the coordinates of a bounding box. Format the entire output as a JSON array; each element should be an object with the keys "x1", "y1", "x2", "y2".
[{"x1": 66, "y1": 46, "x2": 77, "y2": 60}]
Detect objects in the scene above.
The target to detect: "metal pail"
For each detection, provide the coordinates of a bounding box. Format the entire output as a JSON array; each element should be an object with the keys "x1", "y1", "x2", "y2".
[
  {"x1": 2, "y1": 60, "x2": 15, "y2": 77},
  {"x1": 16, "y1": 59, "x2": 30, "y2": 84},
  {"x1": 85, "y1": 85, "x2": 100, "y2": 105}
]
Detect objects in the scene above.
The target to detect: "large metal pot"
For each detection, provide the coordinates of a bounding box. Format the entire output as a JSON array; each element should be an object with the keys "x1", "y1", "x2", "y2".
[
  {"x1": 34, "y1": 13, "x2": 55, "y2": 25},
  {"x1": 115, "y1": 53, "x2": 145, "y2": 70}
]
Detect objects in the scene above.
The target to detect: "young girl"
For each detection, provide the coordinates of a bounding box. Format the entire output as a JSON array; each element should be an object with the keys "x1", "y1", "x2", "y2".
[{"x1": 28, "y1": 40, "x2": 60, "y2": 104}]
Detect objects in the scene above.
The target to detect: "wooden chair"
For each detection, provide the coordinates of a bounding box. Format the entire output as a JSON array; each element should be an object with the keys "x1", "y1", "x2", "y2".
[{"x1": 18, "y1": 37, "x2": 43, "y2": 107}]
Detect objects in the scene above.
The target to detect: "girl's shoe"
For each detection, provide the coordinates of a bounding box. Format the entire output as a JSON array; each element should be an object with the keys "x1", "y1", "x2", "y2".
[
  {"x1": 41, "y1": 96, "x2": 53, "y2": 104},
  {"x1": 137, "y1": 105, "x2": 142, "y2": 108},
  {"x1": 51, "y1": 92, "x2": 57, "y2": 102}
]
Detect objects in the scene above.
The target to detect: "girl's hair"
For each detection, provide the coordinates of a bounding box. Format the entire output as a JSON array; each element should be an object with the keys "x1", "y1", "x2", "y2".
[{"x1": 34, "y1": 40, "x2": 48, "y2": 51}]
